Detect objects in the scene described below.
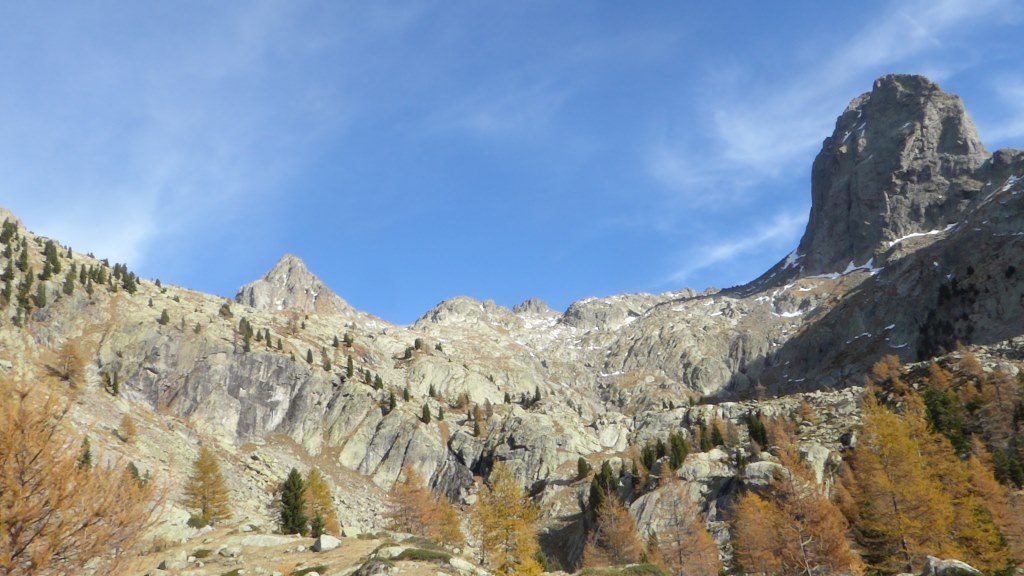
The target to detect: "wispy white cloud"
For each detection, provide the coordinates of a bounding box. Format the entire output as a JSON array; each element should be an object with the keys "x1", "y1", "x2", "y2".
[
  {"x1": 666, "y1": 210, "x2": 806, "y2": 286},
  {"x1": 648, "y1": 0, "x2": 1014, "y2": 207},
  {"x1": 0, "y1": 1, "x2": 346, "y2": 269}
]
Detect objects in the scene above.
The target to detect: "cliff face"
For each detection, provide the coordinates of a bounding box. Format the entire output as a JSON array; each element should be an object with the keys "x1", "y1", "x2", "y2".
[
  {"x1": 2, "y1": 74, "x2": 1024, "y2": 568},
  {"x1": 799, "y1": 74, "x2": 988, "y2": 275}
]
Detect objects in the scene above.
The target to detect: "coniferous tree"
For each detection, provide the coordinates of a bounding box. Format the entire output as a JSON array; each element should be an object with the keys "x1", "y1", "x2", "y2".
[
  {"x1": 668, "y1": 431, "x2": 689, "y2": 469},
  {"x1": 306, "y1": 349, "x2": 313, "y2": 364},
  {"x1": 183, "y1": 445, "x2": 231, "y2": 525},
  {"x1": 62, "y1": 271, "x2": 75, "y2": 295},
  {"x1": 33, "y1": 283, "x2": 46, "y2": 308},
  {"x1": 0, "y1": 376, "x2": 157, "y2": 574},
  {"x1": 403, "y1": 386, "x2": 410, "y2": 402},
  {"x1": 157, "y1": 309, "x2": 170, "y2": 325},
  {"x1": 304, "y1": 467, "x2": 340, "y2": 536},
  {"x1": 474, "y1": 462, "x2": 542, "y2": 576},
  {"x1": 851, "y1": 392, "x2": 957, "y2": 572},
  {"x1": 279, "y1": 467, "x2": 308, "y2": 535},
  {"x1": 346, "y1": 356, "x2": 354, "y2": 378},
  {"x1": 422, "y1": 403, "x2": 431, "y2": 424},
  {"x1": 310, "y1": 512, "x2": 326, "y2": 538},
  {"x1": 578, "y1": 457, "x2": 592, "y2": 479},
  {"x1": 388, "y1": 391, "x2": 397, "y2": 413},
  {"x1": 582, "y1": 499, "x2": 644, "y2": 568},
  {"x1": 77, "y1": 437, "x2": 92, "y2": 470}
]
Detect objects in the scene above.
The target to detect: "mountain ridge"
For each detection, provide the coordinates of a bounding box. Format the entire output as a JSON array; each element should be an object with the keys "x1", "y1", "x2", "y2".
[{"x1": 2, "y1": 73, "x2": 1023, "y2": 574}]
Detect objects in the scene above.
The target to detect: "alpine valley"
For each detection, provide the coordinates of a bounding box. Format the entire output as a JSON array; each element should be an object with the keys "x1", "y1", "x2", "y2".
[{"x1": 3, "y1": 75, "x2": 1024, "y2": 576}]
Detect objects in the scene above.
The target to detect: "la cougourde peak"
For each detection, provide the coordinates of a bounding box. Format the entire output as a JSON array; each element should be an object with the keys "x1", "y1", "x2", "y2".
[{"x1": 2, "y1": 74, "x2": 1023, "y2": 576}]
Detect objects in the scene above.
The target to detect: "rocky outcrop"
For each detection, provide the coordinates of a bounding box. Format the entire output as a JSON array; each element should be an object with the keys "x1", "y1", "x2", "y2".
[
  {"x1": 754, "y1": 74, "x2": 989, "y2": 288},
  {"x1": 236, "y1": 254, "x2": 354, "y2": 316}
]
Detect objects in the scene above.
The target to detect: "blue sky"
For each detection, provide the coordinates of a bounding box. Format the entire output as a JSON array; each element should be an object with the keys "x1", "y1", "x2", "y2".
[{"x1": 2, "y1": 1, "x2": 1023, "y2": 324}]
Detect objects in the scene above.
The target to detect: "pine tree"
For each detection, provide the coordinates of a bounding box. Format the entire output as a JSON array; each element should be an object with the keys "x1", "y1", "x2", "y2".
[
  {"x1": 279, "y1": 467, "x2": 308, "y2": 535},
  {"x1": 578, "y1": 457, "x2": 592, "y2": 479},
  {"x1": 304, "y1": 467, "x2": 340, "y2": 536},
  {"x1": 710, "y1": 419, "x2": 725, "y2": 447},
  {"x1": 310, "y1": 512, "x2": 326, "y2": 539},
  {"x1": 33, "y1": 283, "x2": 46, "y2": 308},
  {"x1": 438, "y1": 406, "x2": 444, "y2": 421},
  {"x1": 62, "y1": 271, "x2": 75, "y2": 295},
  {"x1": 473, "y1": 462, "x2": 542, "y2": 576},
  {"x1": 346, "y1": 356, "x2": 354, "y2": 378},
  {"x1": 157, "y1": 309, "x2": 170, "y2": 325},
  {"x1": 388, "y1": 391, "x2": 396, "y2": 413},
  {"x1": 422, "y1": 403, "x2": 431, "y2": 424},
  {"x1": 306, "y1": 349, "x2": 313, "y2": 364},
  {"x1": 183, "y1": 445, "x2": 231, "y2": 525},
  {"x1": 77, "y1": 437, "x2": 92, "y2": 470},
  {"x1": 668, "y1": 431, "x2": 689, "y2": 470},
  {"x1": 403, "y1": 386, "x2": 410, "y2": 402}
]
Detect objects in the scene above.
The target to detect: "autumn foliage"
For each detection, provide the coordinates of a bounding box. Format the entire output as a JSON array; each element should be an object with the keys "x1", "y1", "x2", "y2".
[
  {"x1": 182, "y1": 445, "x2": 231, "y2": 526},
  {"x1": 474, "y1": 462, "x2": 542, "y2": 576},
  {"x1": 386, "y1": 467, "x2": 465, "y2": 549},
  {"x1": 0, "y1": 380, "x2": 157, "y2": 575}
]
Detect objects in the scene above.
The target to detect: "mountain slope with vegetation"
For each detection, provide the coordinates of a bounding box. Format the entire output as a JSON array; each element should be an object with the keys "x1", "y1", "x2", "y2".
[{"x1": 2, "y1": 74, "x2": 1024, "y2": 575}]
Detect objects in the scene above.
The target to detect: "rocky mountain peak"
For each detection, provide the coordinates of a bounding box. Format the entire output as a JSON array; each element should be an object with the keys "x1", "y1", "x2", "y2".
[
  {"x1": 511, "y1": 297, "x2": 557, "y2": 317},
  {"x1": 794, "y1": 73, "x2": 988, "y2": 276},
  {"x1": 235, "y1": 253, "x2": 352, "y2": 316}
]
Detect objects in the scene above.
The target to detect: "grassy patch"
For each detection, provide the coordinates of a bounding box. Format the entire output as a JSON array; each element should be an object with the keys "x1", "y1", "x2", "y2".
[
  {"x1": 292, "y1": 565, "x2": 328, "y2": 576},
  {"x1": 394, "y1": 547, "x2": 452, "y2": 563},
  {"x1": 579, "y1": 564, "x2": 668, "y2": 576},
  {"x1": 192, "y1": 548, "x2": 213, "y2": 559},
  {"x1": 220, "y1": 570, "x2": 242, "y2": 576},
  {"x1": 402, "y1": 536, "x2": 445, "y2": 551}
]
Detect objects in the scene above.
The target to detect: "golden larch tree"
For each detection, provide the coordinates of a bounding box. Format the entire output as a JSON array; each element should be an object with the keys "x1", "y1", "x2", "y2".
[
  {"x1": 473, "y1": 462, "x2": 542, "y2": 576},
  {"x1": 732, "y1": 492, "x2": 785, "y2": 576},
  {"x1": 582, "y1": 498, "x2": 644, "y2": 568},
  {"x1": 386, "y1": 467, "x2": 440, "y2": 534},
  {"x1": 304, "y1": 467, "x2": 340, "y2": 536},
  {"x1": 851, "y1": 392, "x2": 958, "y2": 572},
  {"x1": 655, "y1": 474, "x2": 720, "y2": 576},
  {"x1": 0, "y1": 380, "x2": 157, "y2": 575},
  {"x1": 182, "y1": 444, "x2": 231, "y2": 525},
  {"x1": 437, "y1": 494, "x2": 466, "y2": 550}
]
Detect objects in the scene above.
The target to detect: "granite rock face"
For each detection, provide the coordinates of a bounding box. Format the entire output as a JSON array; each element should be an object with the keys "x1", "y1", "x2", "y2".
[{"x1": 236, "y1": 254, "x2": 355, "y2": 317}]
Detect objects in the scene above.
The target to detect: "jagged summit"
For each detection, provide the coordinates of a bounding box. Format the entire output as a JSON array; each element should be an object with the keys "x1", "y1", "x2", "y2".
[
  {"x1": 512, "y1": 297, "x2": 557, "y2": 316},
  {"x1": 236, "y1": 253, "x2": 352, "y2": 316},
  {"x1": 750, "y1": 74, "x2": 990, "y2": 289}
]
